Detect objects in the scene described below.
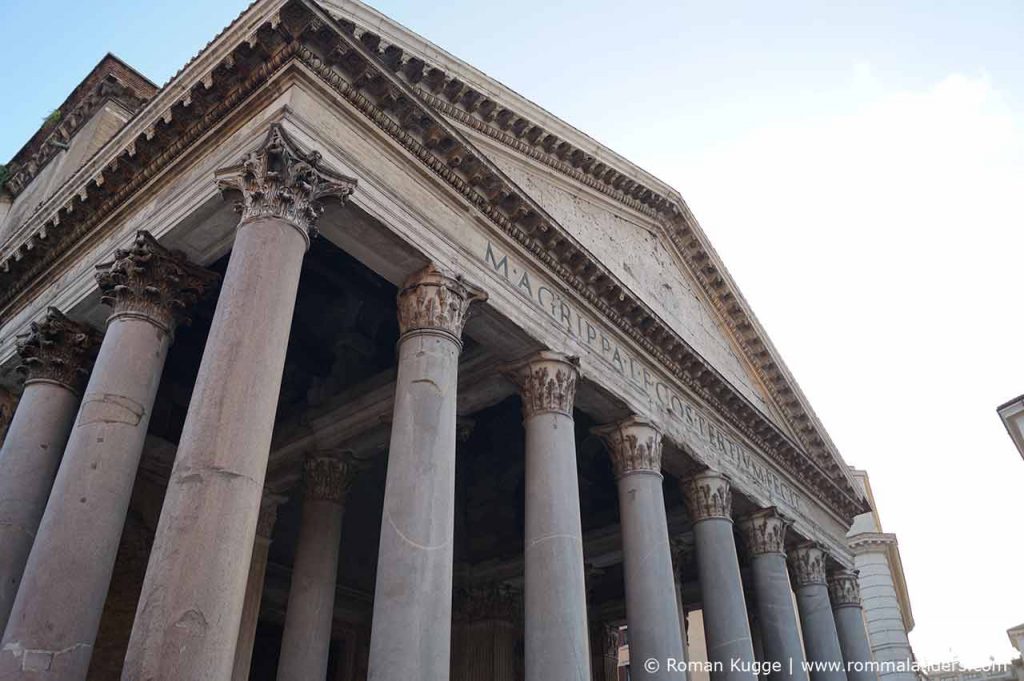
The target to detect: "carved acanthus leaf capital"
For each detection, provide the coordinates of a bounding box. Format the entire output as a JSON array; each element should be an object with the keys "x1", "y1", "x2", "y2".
[
  {"x1": 453, "y1": 583, "x2": 522, "y2": 624},
  {"x1": 789, "y1": 543, "x2": 829, "y2": 587},
  {"x1": 16, "y1": 307, "x2": 101, "y2": 393},
  {"x1": 593, "y1": 416, "x2": 663, "y2": 477},
  {"x1": 396, "y1": 265, "x2": 486, "y2": 340},
  {"x1": 304, "y1": 454, "x2": 359, "y2": 503},
  {"x1": 681, "y1": 470, "x2": 733, "y2": 522},
  {"x1": 95, "y1": 231, "x2": 218, "y2": 332},
  {"x1": 215, "y1": 124, "x2": 357, "y2": 242},
  {"x1": 738, "y1": 508, "x2": 789, "y2": 556},
  {"x1": 503, "y1": 350, "x2": 580, "y2": 418},
  {"x1": 827, "y1": 569, "x2": 862, "y2": 607}
]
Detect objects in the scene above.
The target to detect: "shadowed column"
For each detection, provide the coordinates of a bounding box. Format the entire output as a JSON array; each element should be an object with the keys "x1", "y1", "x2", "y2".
[
  {"x1": 594, "y1": 416, "x2": 686, "y2": 680},
  {"x1": 0, "y1": 309, "x2": 99, "y2": 633},
  {"x1": 366, "y1": 266, "x2": 485, "y2": 681},
  {"x1": 506, "y1": 351, "x2": 592, "y2": 681},
  {"x1": 791, "y1": 544, "x2": 848, "y2": 681},
  {"x1": 738, "y1": 509, "x2": 809, "y2": 681},
  {"x1": 0, "y1": 233, "x2": 215, "y2": 680},
  {"x1": 681, "y1": 471, "x2": 757, "y2": 681},
  {"x1": 121, "y1": 125, "x2": 357, "y2": 681},
  {"x1": 829, "y1": 570, "x2": 877, "y2": 681},
  {"x1": 276, "y1": 455, "x2": 358, "y2": 681},
  {"x1": 231, "y1": 494, "x2": 284, "y2": 681}
]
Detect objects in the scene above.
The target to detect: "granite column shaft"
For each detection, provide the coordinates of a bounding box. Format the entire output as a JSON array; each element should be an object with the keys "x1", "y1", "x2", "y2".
[
  {"x1": 507, "y1": 351, "x2": 592, "y2": 681},
  {"x1": 829, "y1": 570, "x2": 877, "y2": 681},
  {"x1": 366, "y1": 266, "x2": 484, "y2": 681},
  {"x1": 276, "y1": 456, "x2": 355, "y2": 681},
  {"x1": 682, "y1": 471, "x2": 756, "y2": 681},
  {"x1": 739, "y1": 509, "x2": 809, "y2": 681},
  {"x1": 0, "y1": 310, "x2": 98, "y2": 633},
  {"x1": 231, "y1": 496, "x2": 283, "y2": 681},
  {"x1": 791, "y1": 545, "x2": 848, "y2": 681},
  {"x1": 595, "y1": 417, "x2": 685, "y2": 680},
  {"x1": 121, "y1": 125, "x2": 357, "y2": 681},
  {"x1": 0, "y1": 232, "x2": 214, "y2": 681}
]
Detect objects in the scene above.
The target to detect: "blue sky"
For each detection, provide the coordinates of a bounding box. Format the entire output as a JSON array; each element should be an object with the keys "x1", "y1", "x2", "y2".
[{"x1": 2, "y1": 0, "x2": 1022, "y2": 667}]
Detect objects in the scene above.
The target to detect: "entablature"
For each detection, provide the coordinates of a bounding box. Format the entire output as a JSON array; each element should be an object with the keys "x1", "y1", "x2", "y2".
[{"x1": 0, "y1": 0, "x2": 866, "y2": 524}]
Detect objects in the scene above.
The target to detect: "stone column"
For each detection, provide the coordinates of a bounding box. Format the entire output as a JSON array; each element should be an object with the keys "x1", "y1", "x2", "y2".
[
  {"x1": 121, "y1": 125, "x2": 357, "y2": 681},
  {"x1": 790, "y1": 544, "x2": 848, "y2": 681},
  {"x1": 738, "y1": 509, "x2": 808, "y2": 681},
  {"x1": 829, "y1": 570, "x2": 876, "y2": 681},
  {"x1": 0, "y1": 309, "x2": 99, "y2": 633},
  {"x1": 277, "y1": 455, "x2": 357, "y2": 681},
  {"x1": 680, "y1": 471, "x2": 756, "y2": 681},
  {"x1": 0, "y1": 232, "x2": 215, "y2": 680},
  {"x1": 505, "y1": 351, "x2": 592, "y2": 681},
  {"x1": 231, "y1": 494, "x2": 284, "y2": 681},
  {"x1": 594, "y1": 417, "x2": 686, "y2": 679},
  {"x1": 366, "y1": 266, "x2": 485, "y2": 681}
]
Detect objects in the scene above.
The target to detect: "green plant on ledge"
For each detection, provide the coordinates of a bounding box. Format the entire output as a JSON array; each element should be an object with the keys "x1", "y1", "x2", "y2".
[{"x1": 42, "y1": 109, "x2": 61, "y2": 129}]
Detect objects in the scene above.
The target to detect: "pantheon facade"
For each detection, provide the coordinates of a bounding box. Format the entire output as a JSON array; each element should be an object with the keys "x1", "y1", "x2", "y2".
[{"x1": 0, "y1": 1, "x2": 881, "y2": 680}]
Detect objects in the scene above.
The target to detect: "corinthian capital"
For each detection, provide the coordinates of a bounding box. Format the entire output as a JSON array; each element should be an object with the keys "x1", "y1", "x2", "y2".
[
  {"x1": 681, "y1": 470, "x2": 732, "y2": 522},
  {"x1": 827, "y1": 569, "x2": 862, "y2": 607},
  {"x1": 15, "y1": 308, "x2": 101, "y2": 393},
  {"x1": 789, "y1": 543, "x2": 828, "y2": 587},
  {"x1": 95, "y1": 231, "x2": 218, "y2": 332},
  {"x1": 396, "y1": 265, "x2": 486, "y2": 341},
  {"x1": 304, "y1": 454, "x2": 359, "y2": 504},
  {"x1": 215, "y1": 124, "x2": 358, "y2": 242},
  {"x1": 593, "y1": 416, "x2": 663, "y2": 478},
  {"x1": 738, "y1": 508, "x2": 788, "y2": 556},
  {"x1": 503, "y1": 350, "x2": 580, "y2": 418}
]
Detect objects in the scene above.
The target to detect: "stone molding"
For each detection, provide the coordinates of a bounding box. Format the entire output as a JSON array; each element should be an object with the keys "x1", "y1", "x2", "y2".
[
  {"x1": 592, "y1": 416, "x2": 663, "y2": 478},
  {"x1": 827, "y1": 569, "x2": 861, "y2": 608},
  {"x1": 503, "y1": 350, "x2": 579, "y2": 419},
  {"x1": 738, "y1": 508, "x2": 789, "y2": 556},
  {"x1": 0, "y1": 0, "x2": 865, "y2": 523},
  {"x1": 95, "y1": 230, "x2": 219, "y2": 332},
  {"x1": 396, "y1": 264, "x2": 487, "y2": 341},
  {"x1": 304, "y1": 454, "x2": 358, "y2": 503},
  {"x1": 681, "y1": 470, "x2": 732, "y2": 522},
  {"x1": 453, "y1": 583, "x2": 521, "y2": 624},
  {"x1": 789, "y1": 543, "x2": 828, "y2": 587},
  {"x1": 15, "y1": 307, "x2": 101, "y2": 393},
  {"x1": 215, "y1": 124, "x2": 358, "y2": 244},
  {"x1": 848, "y1": 531, "x2": 898, "y2": 554}
]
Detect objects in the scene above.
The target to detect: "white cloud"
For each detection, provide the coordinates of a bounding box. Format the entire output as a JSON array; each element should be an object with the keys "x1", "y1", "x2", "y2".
[{"x1": 669, "y1": 71, "x2": 1024, "y2": 666}]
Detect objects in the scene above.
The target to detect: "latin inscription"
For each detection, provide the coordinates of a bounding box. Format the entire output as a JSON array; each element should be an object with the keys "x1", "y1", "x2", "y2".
[{"x1": 483, "y1": 241, "x2": 803, "y2": 512}]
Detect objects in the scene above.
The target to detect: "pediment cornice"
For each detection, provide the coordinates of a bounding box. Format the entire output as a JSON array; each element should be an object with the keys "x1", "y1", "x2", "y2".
[{"x1": 0, "y1": 0, "x2": 867, "y2": 522}]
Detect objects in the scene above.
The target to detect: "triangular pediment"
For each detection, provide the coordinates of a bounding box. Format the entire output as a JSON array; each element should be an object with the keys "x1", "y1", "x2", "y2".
[{"x1": 0, "y1": 0, "x2": 866, "y2": 521}]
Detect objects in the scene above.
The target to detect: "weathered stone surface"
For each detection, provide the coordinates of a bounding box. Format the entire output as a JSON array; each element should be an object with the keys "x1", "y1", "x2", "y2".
[
  {"x1": 367, "y1": 265, "x2": 483, "y2": 681},
  {"x1": 0, "y1": 309, "x2": 99, "y2": 633},
  {"x1": 830, "y1": 570, "x2": 877, "y2": 681},
  {"x1": 681, "y1": 471, "x2": 757, "y2": 681},
  {"x1": 0, "y1": 241, "x2": 213, "y2": 681},
  {"x1": 594, "y1": 416, "x2": 684, "y2": 680},
  {"x1": 506, "y1": 350, "x2": 592, "y2": 681},
  {"x1": 121, "y1": 128, "x2": 352, "y2": 681},
  {"x1": 739, "y1": 509, "x2": 808, "y2": 681},
  {"x1": 276, "y1": 456, "x2": 357, "y2": 681},
  {"x1": 231, "y1": 495, "x2": 283, "y2": 681},
  {"x1": 791, "y1": 544, "x2": 848, "y2": 681}
]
